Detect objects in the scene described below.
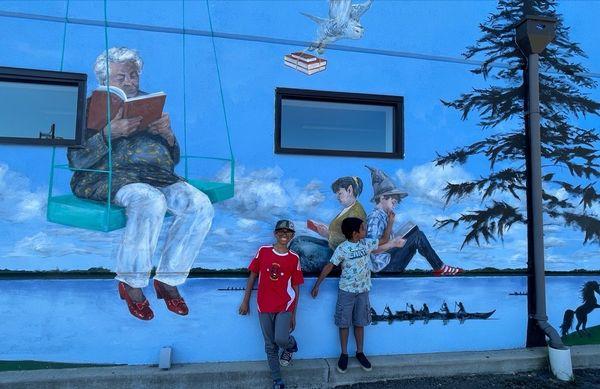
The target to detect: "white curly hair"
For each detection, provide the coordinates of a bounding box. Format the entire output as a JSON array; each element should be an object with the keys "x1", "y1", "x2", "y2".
[{"x1": 93, "y1": 47, "x2": 143, "y2": 86}]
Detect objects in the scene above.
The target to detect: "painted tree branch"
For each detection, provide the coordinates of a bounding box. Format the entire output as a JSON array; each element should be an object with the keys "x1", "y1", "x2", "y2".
[{"x1": 435, "y1": 0, "x2": 600, "y2": 247}]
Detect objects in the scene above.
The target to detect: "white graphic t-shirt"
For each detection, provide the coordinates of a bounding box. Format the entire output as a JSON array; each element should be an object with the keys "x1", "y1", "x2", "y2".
[{"x1": 330, "y1": 238, "x2": 378, "y2": 293}]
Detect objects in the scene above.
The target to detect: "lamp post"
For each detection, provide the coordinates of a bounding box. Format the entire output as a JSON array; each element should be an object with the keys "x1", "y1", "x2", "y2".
[{"x1": 516, "y1": 15, "x2": 572, "y2": 381}]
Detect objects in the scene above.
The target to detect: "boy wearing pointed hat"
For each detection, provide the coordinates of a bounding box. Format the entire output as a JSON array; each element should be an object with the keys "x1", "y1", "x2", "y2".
[{"x1": 365, "y1": 166, "x2": 462, "y2": 275}]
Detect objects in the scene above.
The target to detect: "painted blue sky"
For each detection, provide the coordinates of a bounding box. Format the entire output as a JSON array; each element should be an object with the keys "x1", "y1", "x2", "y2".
[{"x1": 0, "y1": 1, "x2": 598, "y2": 271}]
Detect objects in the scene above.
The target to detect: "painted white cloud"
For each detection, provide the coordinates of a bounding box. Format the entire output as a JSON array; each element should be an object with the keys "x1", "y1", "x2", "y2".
[
  {"x1": 8, "y1": 232, "x2": 91, "y2": 258},
  {"x1": 217, "y1": 165, "x2": 325, "y2": 220},
  {"x1": 293, "y1": 180, "x2": 326, "y2": 214},
  {"x1": 395, "y1": 162, "x2": 475, "y2": 207},
  {"x1": 0, "y1": 163, "x2": 46, "y2": 222}
]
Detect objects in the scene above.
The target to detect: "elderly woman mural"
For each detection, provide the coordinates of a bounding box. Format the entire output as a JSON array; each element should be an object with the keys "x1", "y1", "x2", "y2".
[
  {"x1": 68, "y1": 47, "x2": 214, "y2": 321},
  {"x1": 290, "y1": 176, "x2": 366, "y2": 272}
]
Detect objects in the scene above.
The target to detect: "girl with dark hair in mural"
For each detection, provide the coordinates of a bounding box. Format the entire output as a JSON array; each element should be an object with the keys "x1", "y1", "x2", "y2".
[
  {"x1": 560, "y1": 281, "x2": 600, "y2": 337},
  {"x1": 290, "y1": 176, "x2": 367, "y2": 272}
]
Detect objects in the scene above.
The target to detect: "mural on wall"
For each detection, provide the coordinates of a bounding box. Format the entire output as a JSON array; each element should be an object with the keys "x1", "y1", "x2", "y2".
[
  {"x1": 288, "y1": 166, "x2": 463, "y2": 275},
  {"x1": 0, "y1": 3, "x2": 596, "y2": 274},
  {"x1": 283, "y1": 51, "x2": 327, "y2": 76},
  {"x1": 363, "y1": 166, "x2": 462, "y2": 275},
  {"x1": 560, "y1": 280, "x2": 600, "y2": 343},
  {"x1": 290, "y1": 175, "x2": 367, "y2": 272},
  {"x1": 302, "y1": 0, "x2": 373, "y2": 54},
  {"x1": 370, "y1": 301, "x2": 496, "y2": 325},
  {"x1": 433, "y1": 0, "x2": 599, "y2": 249},
  {"x1": 66, "y1": 47, "x2": 214, "y2": 321},
  {"x1": 1, "y1": 0, "x2": 599, "y2": 364},
  {"x1": 283, "y1": 0, "x2": 373, "y2": 75}
]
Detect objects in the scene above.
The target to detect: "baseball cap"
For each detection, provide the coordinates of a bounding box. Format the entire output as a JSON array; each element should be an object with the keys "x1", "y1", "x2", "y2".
[{"x1": 275, "y1": 220, "x2": 295, "y2": 232}]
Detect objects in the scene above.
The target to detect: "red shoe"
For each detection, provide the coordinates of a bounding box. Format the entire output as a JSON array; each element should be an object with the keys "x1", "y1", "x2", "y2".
[
  {"x1": 433, "y1": 264, "x2": 463, "y2": 276},
  {"x1": 118, "y1": 282, "x2": 154, "y2": 321},
  {"x1": 154, "y1": 279, "x2": 189, "y2": 316}
]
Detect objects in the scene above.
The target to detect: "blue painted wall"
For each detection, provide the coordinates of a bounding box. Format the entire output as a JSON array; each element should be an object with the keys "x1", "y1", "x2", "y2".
[{"x1": 0, "y1": 0, "x2": 598, "y2": 364}]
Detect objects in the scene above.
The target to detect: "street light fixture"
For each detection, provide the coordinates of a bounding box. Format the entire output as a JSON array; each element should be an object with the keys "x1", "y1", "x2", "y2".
[{"x1": 515, "y1": 15, "x2": 573, "y2": 381}]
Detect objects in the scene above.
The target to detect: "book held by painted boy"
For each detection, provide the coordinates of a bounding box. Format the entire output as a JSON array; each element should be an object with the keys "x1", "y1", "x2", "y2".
[
  {"x1": 86, "y1": 85, "x2": 166, "y2": 131},
  {"x1": 396, "y1": 221, "x2": 418, "y2": 239}
]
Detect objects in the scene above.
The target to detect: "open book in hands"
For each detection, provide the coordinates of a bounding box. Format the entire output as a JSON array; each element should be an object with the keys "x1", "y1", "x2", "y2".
[
  {"x1": 307, "y1": 219, "x2": 327, "y2": 233},
  {"x1": 396, "y1": 221, "x2": 418, "y2": 240},
  {"x1": 86, "y1": 85, "x2": 166, "y2": 131}
]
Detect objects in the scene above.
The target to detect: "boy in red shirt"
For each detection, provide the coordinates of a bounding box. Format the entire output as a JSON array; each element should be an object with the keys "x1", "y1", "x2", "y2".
[{"x1": 239, "y1": 220, "x2": 304, "y2": 389}]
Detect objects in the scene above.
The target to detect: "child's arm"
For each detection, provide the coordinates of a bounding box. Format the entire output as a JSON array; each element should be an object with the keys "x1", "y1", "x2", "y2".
[
  {"x1": 311, "y1": 262, "x2": 335, "y2": 298},
  {"x1": 378, "y1": 210, "x2": 395, "y2": 245},
  {"x1": 290, "y1": 284, "x2": 300, "y2": 332},
  {"x1": 373, "y1": 236, "x2": 406, "y2": 253},
  {"x1": 238, "y1": 271, "x2": 258, "y2": 315}
]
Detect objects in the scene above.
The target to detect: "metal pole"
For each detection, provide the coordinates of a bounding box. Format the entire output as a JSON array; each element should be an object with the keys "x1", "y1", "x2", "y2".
[{"x1": 524, "y1": 52, "x2": 566, "y2": 350}]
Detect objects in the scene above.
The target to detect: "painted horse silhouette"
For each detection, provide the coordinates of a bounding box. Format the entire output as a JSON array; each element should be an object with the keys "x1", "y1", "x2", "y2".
[{"x1": 560, "y1": 281, "x2": 600, "y2": 336}]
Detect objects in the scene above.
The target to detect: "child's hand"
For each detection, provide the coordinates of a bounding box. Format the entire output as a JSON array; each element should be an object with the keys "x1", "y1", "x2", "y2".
[
  {"x1": 392, "y1": 237, "x2": 406, "y2": 248},
  {"x1": 311, "y1": 285, "x2": 319, "y2": 298},
  {"x1": 386, "y1": 209, "x2": 396, "y2": 225},
  {"x1": 238, "y1": 301, "x2": 250, "y2": 315}
]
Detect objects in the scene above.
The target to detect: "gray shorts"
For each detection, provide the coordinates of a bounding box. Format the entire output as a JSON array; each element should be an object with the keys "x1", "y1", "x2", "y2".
[{"x1": 334, "y1": 289, "x2": 371, "y2": 328}]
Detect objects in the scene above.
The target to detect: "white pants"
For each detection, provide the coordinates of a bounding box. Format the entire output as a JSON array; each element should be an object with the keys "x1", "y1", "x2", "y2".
[{"x1": 113, "y1": 181, "x2": 214, "y2": 288}]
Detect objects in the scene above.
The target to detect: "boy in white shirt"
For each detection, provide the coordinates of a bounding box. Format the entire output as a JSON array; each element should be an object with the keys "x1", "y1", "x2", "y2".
[{"x1": 311, "y1": 217, "x2": 404, "y2": 373}]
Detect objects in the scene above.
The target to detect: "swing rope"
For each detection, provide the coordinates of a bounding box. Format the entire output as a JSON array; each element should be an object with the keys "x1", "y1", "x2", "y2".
[
  {"x1": 182, "y1": 0, "x2": 189, "y2": 179},
  {"x1": 204, "y1": 0, "x2": 234, "y2": 184},
  {"x1": 103, "y1": 0, "x2": 113, "y2": 228},
  {"x1": 47, "y1": 0, "x2": 70, "y2": 216},
  {"x1": 47, "y1": 0, "x2": 234, "y2": 232}
]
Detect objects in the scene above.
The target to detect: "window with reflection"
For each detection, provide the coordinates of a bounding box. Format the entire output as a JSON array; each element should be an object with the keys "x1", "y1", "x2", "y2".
[
  {"x1": 275, "y1": 88, "x2": 404, "y2": 159},
  {"x1": 0, "y1": 67, "x2": 86, "y2": 146}
]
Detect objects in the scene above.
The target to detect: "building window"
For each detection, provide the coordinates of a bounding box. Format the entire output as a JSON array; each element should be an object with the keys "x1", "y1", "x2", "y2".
[
  {"x1": 0, "y1": 66, "x2": 87, "y2": 146},
  {"x1": 275, "y1": 88, "x2": 404, "y2": 159}
]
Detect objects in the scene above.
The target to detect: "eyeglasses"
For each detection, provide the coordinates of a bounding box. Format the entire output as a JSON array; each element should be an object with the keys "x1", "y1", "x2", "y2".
[{"x1": 275, "y1": 230, "x2": 294, "y2": 236}]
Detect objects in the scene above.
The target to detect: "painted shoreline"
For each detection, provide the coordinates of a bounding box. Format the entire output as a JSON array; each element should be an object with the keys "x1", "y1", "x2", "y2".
[{"x1": 2, "y1": 267, "x2": 600, "y2": 279}]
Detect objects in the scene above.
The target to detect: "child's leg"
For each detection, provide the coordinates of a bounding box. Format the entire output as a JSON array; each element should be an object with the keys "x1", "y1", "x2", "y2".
[
  {"x1": 351, "y1": 291, "x2": 372, "y2": 353},
  {"x1": 274, "y1": 312, "x2": 296, "y2": 351},
  {"x1": 258, "y1": 313, "x2": 282, "y2": 380},
  {"x1": 335, "y1": 289, "x2": 356, "y2": 355},
  {"x1": 339, "y1": 327, "x2": 349, "y2": 354},
  {"x1": 354, "y1": 326, "x2": 364, "y2": 353}
]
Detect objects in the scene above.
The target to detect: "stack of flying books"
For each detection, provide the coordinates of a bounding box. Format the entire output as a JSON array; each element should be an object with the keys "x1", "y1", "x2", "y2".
[{"x1": 283, "y1": 52, "x2": 327, "y2": 75}]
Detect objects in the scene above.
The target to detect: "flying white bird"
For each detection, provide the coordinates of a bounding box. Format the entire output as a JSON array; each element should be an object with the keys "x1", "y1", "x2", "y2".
[{"x1": 302, "y1": 0, "x2": 373, "y2": 54}]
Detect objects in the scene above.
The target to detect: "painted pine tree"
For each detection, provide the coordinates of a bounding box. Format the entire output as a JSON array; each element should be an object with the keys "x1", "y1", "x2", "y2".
[{"x1": 435, "y1": 0, "x2": 600, "y2": 247}]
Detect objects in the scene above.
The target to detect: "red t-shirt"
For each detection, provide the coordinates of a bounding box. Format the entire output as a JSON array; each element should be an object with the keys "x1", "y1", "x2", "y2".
[{"x1": 248, "y1": 246, "x2": 304, "y2": 313}]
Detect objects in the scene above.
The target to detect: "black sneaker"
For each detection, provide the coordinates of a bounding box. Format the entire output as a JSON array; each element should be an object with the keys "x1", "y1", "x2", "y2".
[
  {"x1": 337, "y1": 353, "x2": 348, "y2": 373},
  {"x1": 356, "y1": 352, "x2": 372, "y2": 371},
  {"x1": 279, "y1": 339, "x2": 298, "y2": 366},
  {"x1": 279, "y1": 349, "x2": 293, "y2": 366},
  {"x1": 272, "y1": 378, "x2": 285, "y2": 389}
]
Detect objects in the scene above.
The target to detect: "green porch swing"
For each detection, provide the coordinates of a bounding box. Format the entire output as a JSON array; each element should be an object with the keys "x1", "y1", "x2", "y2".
[{"x1": 46, "y1": 0, "x2": 234, "y2": 232}]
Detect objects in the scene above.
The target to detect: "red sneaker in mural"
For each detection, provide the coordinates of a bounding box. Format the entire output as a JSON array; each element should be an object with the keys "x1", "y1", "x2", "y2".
[
  {"x1": 118, "y1": 282, "x2": 154, "y2": 321},
  {"x1": 433, "y1": 264, "x2": 463, "y2": 276},
  {"x1": 154, "y1": 279, "x2": 189, "y2": 316}
]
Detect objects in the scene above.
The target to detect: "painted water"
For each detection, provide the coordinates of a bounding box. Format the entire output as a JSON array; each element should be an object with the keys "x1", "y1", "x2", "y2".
[{"x1": 0, "y1": 276, "x2": 597, "y2": 365}]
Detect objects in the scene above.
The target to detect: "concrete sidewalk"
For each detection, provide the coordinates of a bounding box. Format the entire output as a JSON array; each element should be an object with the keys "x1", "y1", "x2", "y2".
[{"x1": 1, "y1": 345, "x2": 599, "y2": 389}]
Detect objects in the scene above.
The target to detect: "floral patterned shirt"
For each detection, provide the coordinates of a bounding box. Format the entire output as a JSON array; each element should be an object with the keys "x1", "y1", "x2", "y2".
[
  {"x1": 330, "y1": 238, "x2": 378, "y2": 293},
  {"x1": 67, "y1": 92, "x2": 181, "y2": 202}
]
